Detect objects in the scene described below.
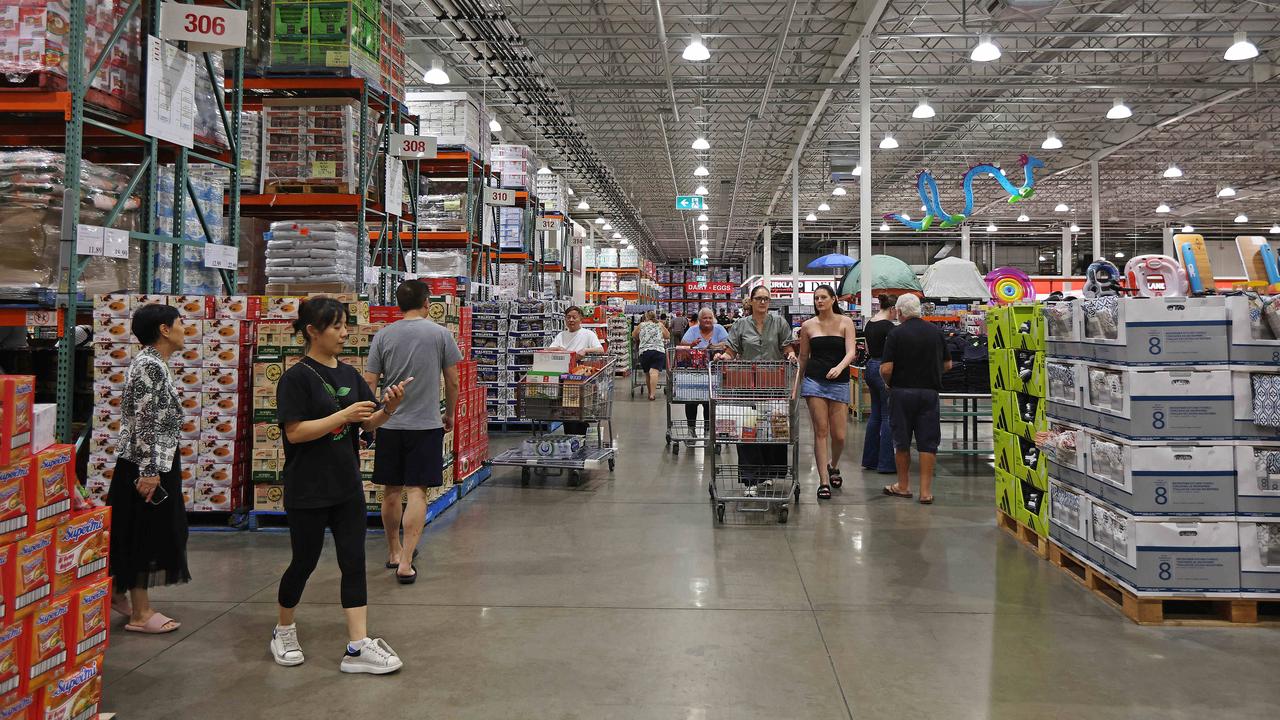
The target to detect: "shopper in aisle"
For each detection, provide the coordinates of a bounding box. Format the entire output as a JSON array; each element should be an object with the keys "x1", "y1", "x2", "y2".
[
  {"x1": 550, "y1": 305, "x2": 606, "y2": 435},
  {"x1": 717, "y1": 286, "x2": 797, "y2": 488},
  {"x1": 861, "y1": 295, "x2": 899, "y2": 474},
  {"x1": 271, "y1": 297, "x2": 411, "y2": 674},
  {"x1": 109, "y1": 303, "x2": 191, "y2": 635},
  {"x1": 678, "y1": 307, "x2": 729, "y2": 441},
  {"x1": 879, "y1": 294, "x2": 950, "y2": 505},
  {"x1": 363, "y1": 280, "x2": 462, "y2": 583},
  {"x1": 667, "y1": 311, "x2": 685, "y2": 342},
  {"x1": 632, "y1": 310, "x2": 670, "y2": 401},
  {"x1": 796, "y1": 285, "x2": 858, "y2": 500}
]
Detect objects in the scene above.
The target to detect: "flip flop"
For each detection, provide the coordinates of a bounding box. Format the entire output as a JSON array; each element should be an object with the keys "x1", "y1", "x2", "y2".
[
  {"x1": 385, "y1": 548, "x2": 419, "y2": 569},
  {"x1": 125, "y1": 613, "x2": 181, "y2": 634},
  {"x1": 396, "y1": 565, "x2": 417, "y2": 585},
  {"x1": 919, "y1": 496, "x2": 935, "y2": 505},
  {"x1": 882, "y1": 485, "x2": 913, "y2": 499}
]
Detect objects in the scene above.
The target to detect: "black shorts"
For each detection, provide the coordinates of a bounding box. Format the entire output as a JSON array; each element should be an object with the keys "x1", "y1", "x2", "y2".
[
  {"x1": 639, "y1": 349, "x2": 667, "y2": 372},
  {"x1": 372, "y1": 428, "x2": 445, "y2": 487},
  {"x1": 889, "y1": 387, "x2": 941, "y2": 454}
]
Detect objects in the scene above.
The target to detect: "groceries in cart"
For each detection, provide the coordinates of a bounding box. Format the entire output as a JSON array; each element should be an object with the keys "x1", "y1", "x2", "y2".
[
  {"x1": 521, "y1": 435, "x2": 586, "y2": 460},
  {"x1": 714, "y1": 402, "x2": 790, "y2": 442}
]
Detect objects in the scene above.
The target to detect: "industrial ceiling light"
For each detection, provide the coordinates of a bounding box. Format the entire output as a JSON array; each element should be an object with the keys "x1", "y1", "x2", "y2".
[
  {"x1": 852, "y1": 165, "x2": 862, "y2": 176},
  {"x1": 699, "y1": 224, "x2": 708, "y2": 231},
  {"x1": 594, "y1": 216, "x2": 605, "y2": 224},
  {"x1": 1069, "y1": 223, "x2": 1080, "y2": 233},
  {"x1": 986, "y1": 221, "x2": 998, "y2": 233},
  {"x1": 912, "y1": 99, "x2": 935, "y2": 119},
  {"x1": 577, "y1": 200, "x2": 590, "y2": 210},
  {"x1": 831, "y1": 186, "x2": 846, "y2": 196},
  {"x1": 901, "y1": 213, "x2": 911, "y2": 221},
  {"x1": 489, "y1": 117, "x2": 502, "y2": 133},
  {"x1": 1041, "y1": 129, "x2": 1062, "y2": 150},
  {"x1": 695, "y1": 185, "x2": 709, "y2": 195},
  {"x1": 537, "y1": 164, "x2": 552, "y2": 175},
  {"x1": 691, "y1": 136, "x2": 711, "y2": 151},
  {"x1": 1235, "y1": 212, "x2": 1249, "y2": 223},
  {"x1": 879, "y1": 134, "x2": 899, "y2": 149},
  {"x1": 879, "y1": 221, "x2": 890, "y2": 231},
  {"x1": 1269, "y1": 223, "x2": 1280, "y2": 234},
  {"x1": 682, "y1": 34, "x2": 710, "y2": 61},
  {"x1": 1017, "y1": 213, "x2": 1029, "y2": 222},
  {"x1": 693, "y1": 165, "x2": 709, "y2": 177},
  {"x1": 602, "y1": 222, "x2": 613, "y2": 230},
  {"x1": 1218, "y1": 185, "x2": 1237, "y2": 197},
  {"x1": 1038, "y1": 255, "x2": 1047, "y2": 262},
  {"x1": 1114, "y1": 250, "x2": 1126, "y2": 258},
  {"x1": 697, "y1": 213, "x2": 708, "y2": 222},
  {"x1": 700, "y1": 253, "x2": 708, "y2": 260},
  {"x1": 818, "y1": 202, "x2": 831, "y2": 212},
  {"x1": 806, "y1": 212, "x2": 817, "y2": 222},
  {"x1": 970, "y1": 34, "x2": 1001, "y2": 62},
  {"x1": 1106, "y1": 98, "x2": 1132, "y2": 120},
  {"x1": 1163, "y1": 163, "x2": 1183, "y2": 178},
  {"x1": 611, "y1": 232, "x2": 622, "y2": 239},
  {"x1": 1224, "y1": 31, "x2": 1259, "y2": 61},
  {"x1": 1054, "y1": 203, "x2": 1069, "y2": 212},
  {"x1": 424, "y1": 59, "x2": 449, "y2": 85},
  {"x1": 567, "y1": 187, "x2": 575, "y2": 196},
  {"x1": 1155, "y1": 202, "x2": 1171, "y2": 214},
  {"x1": 1181, "y1": 224, "x2": 1195, "y2": 233}
]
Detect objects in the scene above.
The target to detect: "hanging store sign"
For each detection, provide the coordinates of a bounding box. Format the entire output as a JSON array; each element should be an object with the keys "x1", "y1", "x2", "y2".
[
  {"x1": 158, "y1": 3, "x2": 249, "y2": 52},
  {"x1": 690, "y1": 257, "x2": 708, "y2": 266},
  {"x1": 144, "y1": 35, "x2": 195, "y2": 148},
  {"x1": 675, "y1": 195, "x2": 705, "y2": 211},
  {"x1": 484, "y1": 187, "x2": 516, "y2": 206},
  {"x1": 535, "y1": 218, "x2": 558, "y2": 232},
  {"x1": 685, "y1": 281, "x2": 735, "y2": 294},
  {"x1": 389, "y1": 134, "x2": 437, "y2": 159}
]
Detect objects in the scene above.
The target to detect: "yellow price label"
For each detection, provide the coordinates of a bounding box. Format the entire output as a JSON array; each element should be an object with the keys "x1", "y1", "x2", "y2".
[{"x1": 311, "y1": 161, "x2": 337, "y2": 178}]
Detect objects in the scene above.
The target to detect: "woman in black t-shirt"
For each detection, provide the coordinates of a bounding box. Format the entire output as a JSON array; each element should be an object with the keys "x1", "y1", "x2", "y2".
[
  {"x1": 270, "y1": 297, "x2": 411, "y2": 675},
  {"x1": 860, "y1": 294, "x2": 898, "y2": 474}
]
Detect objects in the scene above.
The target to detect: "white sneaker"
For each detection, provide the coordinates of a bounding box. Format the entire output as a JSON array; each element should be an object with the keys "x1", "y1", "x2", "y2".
[
  {"x1": 270, "y1": 624, "x2": 304, "y2": 667},
  {"x1": 339, "y1": 637, "x2": 403, "y2": 675}
]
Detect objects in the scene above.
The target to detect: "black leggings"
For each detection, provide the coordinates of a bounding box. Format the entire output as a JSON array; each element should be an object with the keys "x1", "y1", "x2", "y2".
[
  {"x1": 684, "y1": 402, "x2": 707, "y2": 430},
  {"x1": 278, "y1": 494, "x2": 368, "y2": 609}
]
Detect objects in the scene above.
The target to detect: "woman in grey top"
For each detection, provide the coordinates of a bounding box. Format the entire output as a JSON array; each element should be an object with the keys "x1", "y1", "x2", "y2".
[{"x1": 716, "y1": 285, "x2": 797, "y2": 487}]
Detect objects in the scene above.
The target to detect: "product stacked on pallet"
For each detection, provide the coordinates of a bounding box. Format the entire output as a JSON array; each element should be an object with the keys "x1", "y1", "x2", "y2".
[
  {"x1": 607, "y1": 313, "x2": 631, "y2": 372},
  {"x1": 152, "y1": 167, "x2": 227, "y2": 295},
  {"x1": 497, "y1": 208, "x2": 524, "y2": 251},
  {"x1": 406, "y1": 92, "x2": 491, "y2": 157},
  {"x1": 491, "y1": 144, "x2": 533, "y2": 190},
  {"x1": 87, "y1": 295, "x2": 255, "y2": 516},
  {"x1": 534, "y1": 172, "x2": 568, "y2": 213},
  {"x1": 988, "y1": 304, "x2": 1049, "y2": 537},
  {"x1": 657, "y1": 266, "x2": 743, "y2": 316},
  {"x1": 472, "y1": 299, "x2": 566, "y2": 422},
  {"x1": 239, "y1": 111, "x2": 263, "y2": 192},
  {"x1": 266, "y1": 0, "x2": 382, "y2": 86},
  {"x1": 264, "y1": 220, "x2": 359, "y2": 293},
  {"x1": 1041, "y1": 295, "x2": 1280, "y2": 599},
  {"x1": 0, "y1": 375, "x2": 112, "y2": 719},
  {"x1": 378, "y1": 10, "x2": 406, "y2": 101},
  {"x1": 261, "y1": 101, "x2": 375, "y2": 194}
]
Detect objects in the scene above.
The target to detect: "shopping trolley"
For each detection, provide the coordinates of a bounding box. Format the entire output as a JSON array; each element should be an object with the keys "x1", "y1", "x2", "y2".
[
  {"x1": 708, "y1": 360, "x2": 800, "y2": 523},
  {"x1": 489, "y1": 356, "x2": 617, "y2": 486},
  {"x1": 665, "y1": 346, "x2": 713, "y2": 455}
]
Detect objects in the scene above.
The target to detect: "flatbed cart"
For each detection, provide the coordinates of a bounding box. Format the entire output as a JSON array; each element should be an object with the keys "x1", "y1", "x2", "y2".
[
  {"x1": 708, "y1": 360, "x2": 800, "y2": 523},
  {"x1": 489, "y1": 356, "x2": 617, "y2": 486},
  {"x1": 665, "y1": 346, "x2": 714, "y2": 455}
]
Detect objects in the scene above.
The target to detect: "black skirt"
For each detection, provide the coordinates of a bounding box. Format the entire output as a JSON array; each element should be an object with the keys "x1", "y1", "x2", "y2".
[{"x1": 108, "y1": 456, "x2": 191, "y2": 592}]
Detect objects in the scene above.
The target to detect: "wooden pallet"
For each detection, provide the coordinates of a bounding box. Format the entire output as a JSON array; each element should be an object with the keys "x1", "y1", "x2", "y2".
[
  {"x1": 1047, "y1": 542, "x2": 1279, "y2": 626},
  {"x1": 996, "y1": 508, "x2": 1049, "y2": 559},
  {"x1": 263, "y1": 181, "x2": 357, "y2": 195}
]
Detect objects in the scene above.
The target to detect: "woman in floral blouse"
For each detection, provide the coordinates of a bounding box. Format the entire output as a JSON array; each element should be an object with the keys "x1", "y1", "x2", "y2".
[{"x1": 108, "y1": 302, "x2": 191, "y2": 634}]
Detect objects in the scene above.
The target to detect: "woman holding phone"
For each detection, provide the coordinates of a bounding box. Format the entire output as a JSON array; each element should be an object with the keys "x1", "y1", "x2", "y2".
[
  {"x1": 270, "y1": 297, "x2": 410, "y2": 674},
  {"x1": 109, "y1": 302, "x2": 191, "y2": 635}
]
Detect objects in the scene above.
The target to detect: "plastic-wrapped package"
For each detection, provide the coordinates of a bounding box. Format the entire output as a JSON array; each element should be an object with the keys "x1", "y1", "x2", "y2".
[
  {"x1": 262, "y1": 100, "x2": 374, "y2": 191},
  {"x1": 265, "y1": 220, "x2": 358, "y2": 288},
  {"x1": 193, "y1": 50, "x2": 228, "y2": 149},
  {"x1": 418, "y1": 193, "x2": 468, "y2": 230},
  {"x1": 152, "y1": 166, "x2": 226, "y2": 294},
  {"x1": 238, "y1": 110, "x2": 263, "y2": 191},
  {"x1": 267, "y1": 0, "x2": 381, "y2": 88},
  {"x1": 497, "y1": 207, "x2": 523, "y2": 250},
  {"x1": 403, "y1": 250, "x2": 467, "y2": 277},
  {"x1": 0, "y1": 150, "x2": 139, "y2": 295},
  {"x1": 405, "y1": 92, "x2": 490, "y2": 156}
]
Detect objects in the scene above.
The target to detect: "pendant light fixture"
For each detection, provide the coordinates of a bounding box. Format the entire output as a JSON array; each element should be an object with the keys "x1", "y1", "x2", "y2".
[
  {"x1": 852, "y1": 165, "x2": 862, "y2": 176},
  {"x1": 1181, "y1": 224, "x2": 1195, "y2": 233},
  {"x1": 1218, "y1": 185, "x2": 1237, "y2": 197},
  {"x1": 1106, "y1": 98, "x2": 1132, "y2": 120},
  {"x1": 805, "y1": 213, "x2": 817, "y2": 222},
  {"x1": 970, "y1": 35, "x2": 1001, "y2": 62},
  {"x1": 682, "y1": 34, "x2": 710, "y2": 61},
  {"x1": 693, "y1": 165, "x2": 709, "y2": 177},
  {"x1": 1235, "y1": 213, "x2": 1249, "y2": 223},
  {"x1": 695, "y1": 185, "x2": 709, "y2": 195},
  {"x1": 691, "y1": 136, "x2": 711, "y2": 151},
  {"x1": 1017, "y1": 213, "x2": 1029, "y2": 222},
  {"x1": 577, "y1": 200, "x2": 590, "y2": 210},
  {"x1": 817, "y1": 202, "x2": 830, "y2": 212},
  {"x1": 1224, "y1": 31, "x2": 1259, "y2": 61},
  {"x1": 424, "y1": 58, "x2": 449, "y2": 85},
  {"x1": 1269, "y1": 223, "x2": 1280, "y2": 234},
  {"x1": 831, "y1": 186, "x2": 846, "y2": 196},
  {"x1": 879, "y1": 221, "x2": 890, "y2": 232},
  {"x1": 1069, "y1": 222, "x2": 1080, "y2": 233},
  {"x1": 986, "y1": 221, "x2": 998, "y2": 233},
  {"x1": 1163, "y1": 163, "x2": 1182, "y2": 178},
  {"x1": 489, "y1": 117, "x2": 501, "y2": 133},
  {"x1": 1041, "y1": 129, "x2": 1062, "y2": 150},
  {"x1": 697, "y1": 213, "x2": 708, "y2": 222},
  {"x1": 1054, "y1": 203, "x2": 1069, "y2": 212},
  {"x1": 1155, "y1": 203, "x2": 1171, "y2": 214},
  {"x1": 912, "y1": 99, "x2": 935, "y2": 119},
  {"x1": 537, "y1": 164, "x2": 552, "y2": 175},
  {"x1": 879, "y1": 134, "x2": 899, "y2": 149}
]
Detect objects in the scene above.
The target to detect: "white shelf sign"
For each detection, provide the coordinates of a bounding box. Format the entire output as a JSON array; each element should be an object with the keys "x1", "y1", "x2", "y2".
[
  {"x1": 203, "y1": 243, "x2": 236, "y2": 270},
  {"x1": 385, "y1": 160, "x2": 404, "y2": 218},
  {"x1": 535, "y1": 218, "x2": 558, "y2": 232},
  {"x1": 144, "y1": 35, "x2": 195, "y2": 148},
  {"x1": 389, "y1": 134, "x2": 437, "y2": 159},
  {"x1": 75, "y1": 224, "x2": 104, "y2": 256},
  {"x1": 485, "y1": 187, "x2": 516, "y2": 206},
  {"x1": 102, "y1": 228, "x2": 130, "y2": 259},
  {"x1": 158, "y1": 3, "x2": 248, "y2": 52}
]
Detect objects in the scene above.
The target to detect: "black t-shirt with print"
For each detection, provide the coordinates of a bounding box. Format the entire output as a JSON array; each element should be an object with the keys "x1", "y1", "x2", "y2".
[{"x1": 276, "y1": 356, "x2": 376, "y2": 509}]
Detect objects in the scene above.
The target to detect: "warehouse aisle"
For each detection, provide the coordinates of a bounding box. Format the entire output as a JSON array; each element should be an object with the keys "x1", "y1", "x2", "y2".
[{"x1": 103, "y1": 393, "x2": 1280, "y2": 719}]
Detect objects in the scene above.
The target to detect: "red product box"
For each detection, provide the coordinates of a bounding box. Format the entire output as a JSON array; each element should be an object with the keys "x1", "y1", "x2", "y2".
[
  {"x1": 0, "y1": 377, "x2": 35, "y2": 468},
  {"x1": 25, "y1": 447, "x2": 72, "y2": 533},
  {"x1": 0, "y1": 690, "x2": 34, "y2": 720},
  {"x1": 0, "y1": 462, "x2": 29, "y2": 544},
  {"x1": 52, "y1": 509, "x2": 109, "y2": 597},
  {"x1": 0, "y1": 544, "x2": 15, "y2": 624},
  {"x1": 368, "y1": 306, "x2": 403, "y2": 324},
  {"x1": 68, "y1": 579, "x2": 109, "y2": 666},
  {"x1": 35, "y1": 654, "x2": 101, "y2": 720},
  {"x1": 0, "y1": 618, "x2": 28, "y2": 699},
  {"x1": 13, "y1": 530, "x2": 53, "y2": 618},
  {"x1": 24, "y1": 595, "x2": 70, "y2": 690},
  {"x1": 424, "y1": 277, "x2": 458, "y2": 296}
]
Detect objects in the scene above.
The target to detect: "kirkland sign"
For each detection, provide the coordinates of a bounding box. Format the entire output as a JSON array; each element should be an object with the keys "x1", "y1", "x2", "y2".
[{"x1": 685, "y1": 281, "x2": 735, "y2": 294}]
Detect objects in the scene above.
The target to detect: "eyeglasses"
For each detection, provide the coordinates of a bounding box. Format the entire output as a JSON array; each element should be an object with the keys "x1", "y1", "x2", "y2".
[{"x1": 751, "y1": 296, "x2": 770, "y2": 302}]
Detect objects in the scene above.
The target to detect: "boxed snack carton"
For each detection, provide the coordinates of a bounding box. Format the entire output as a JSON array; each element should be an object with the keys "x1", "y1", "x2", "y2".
[
  {"x1": 0, "y1": 463, "x2": 29, "y2": 543},
  {"x1": 253, "y1": 484, "x2": 285, "y2": 512},
  {"x1": 177, "y1": 391, "x2": 202, "y2": 416},
  {"x1": 89, "y1": 315, "x2": 129, "y2": 344},
  {"x1": 198, "y1": 437, "x2": 235, "y2": 464},
  {"x1": 0, "y1": 377, "x2": 34, "y2": 467},
  {"x1": 68, "y1": 580, "x2": 109, "y2": 665},
  {"x1": 203, "y1": 342, "x2": 242, "y2": 368},
  {"x1": 52, "y1": 509, "x2": 110, "y2": 596},
  {"x1": 178, "y1": 415, "x2": 201, "y2": 441},
  {"x1": 200, "y1": 411, "x2": 240, "y2": 441},
  {"x1": 191, "y1": 480, "x2": 235, "y2": 512},
  {"x1": 0, "y1": 617, "x2": 27, "y2": 698},
  {"x1": 171, "y1": 367, "x2": 203, "y2": 392},
  {"x1": 13, "y1": 530, "x2": 54, "y2": 617},
  {"x1": 91, "y1": 343, "x2": 134, "y2": 368},
  {"x1": 196, "y1": 462, "x2": 235, "y2": 486},
  {"x1": 171, "y1": 344, "x2": 204, "y2": 369},
  {"x1": 93, "y1": 293, "x2": 130, "y2": 318},
  {"x1": 204, "y1": 392, "x2": 243, "y2": 415},
  {"x1": 171, "y1": 295, "x2": 209, "y2": 318},
  {"x1": 202, "y1": 367, "x2": 242, "y2": 393},
  {"x1": 211, "y1": 295, "x2": 260, "y2": 320},
  {"x1": 26, "y1": 447, "x2": 72, "y2": 532},
  {"x1": 35, "y1": 655, "x2": 100, "y2": 720},
  {"x1": 24, "y1": 596, "x2": 69, "y2": 689}
]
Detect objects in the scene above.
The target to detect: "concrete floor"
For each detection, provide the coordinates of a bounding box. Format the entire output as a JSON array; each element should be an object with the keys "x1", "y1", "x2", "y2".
[{"x1": 105, "y1": 391, "x2": 1280, "y2": 719}]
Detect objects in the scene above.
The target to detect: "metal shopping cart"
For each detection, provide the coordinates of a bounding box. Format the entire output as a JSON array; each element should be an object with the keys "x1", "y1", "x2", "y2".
[
  {"x1": 489, "y1": 356, "x2": 617, "y2": 486},
  {"x1": 708, "y1": 360, "x2": 800, "y2": 523},
  {"x1": 665, "y1": 346, "x2": 713, "y2": 455}
]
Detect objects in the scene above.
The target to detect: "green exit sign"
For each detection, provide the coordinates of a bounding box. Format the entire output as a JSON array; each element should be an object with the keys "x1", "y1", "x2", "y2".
[{"x1": 691, "y1": 258, "x2": 708, "y2": 266}]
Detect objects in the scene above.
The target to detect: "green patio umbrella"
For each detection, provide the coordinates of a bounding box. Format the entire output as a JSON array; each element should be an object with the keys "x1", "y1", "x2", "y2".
[{"x1": 837, "y1": 254, "x2": 923, "y2": 297}]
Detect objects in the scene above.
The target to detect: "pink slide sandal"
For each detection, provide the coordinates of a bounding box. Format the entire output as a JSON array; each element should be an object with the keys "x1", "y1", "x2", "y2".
[{"x1": 125, "y1": 613, "x2": 181, "y2": 634}]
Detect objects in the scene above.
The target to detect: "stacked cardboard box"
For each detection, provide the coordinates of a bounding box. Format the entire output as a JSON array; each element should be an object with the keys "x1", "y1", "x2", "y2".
[
  {"x1": 268, "y1": 0, "x2": 381, "y2": 87},
  {"x1": 405, "y1": 92, "x2": 491, "y2": 156},
  {"x1": 0, "y1": 374, "x2": 112, "y2": 719},
  {"x1": 535, "y1": 172, "x2": 568, "y2": 214},
  {"x1": 988, "y1": 304, "x2": 1048, "y2": 537},
  {"x1": 261, "y1": 101, "x2": 373, "y2": 193},
  {"x1": 152, "y1": 166, "x2": 226, "y2": 295},
  {"x1": 472, "y1": 300, "x2": 565, "y2": 421},
  {"x1": 1042, "y1": 296, "x2": 1280, "y2": 596},
  {"x1": 379, "y1": 9, "x2": 406, "y2": 101},
  {"x1": 88, "y1": 294, "x2": 255, "y2": 513},
  {"x1": 492, "y1": 144, "x2": 532, "y2": 190}
]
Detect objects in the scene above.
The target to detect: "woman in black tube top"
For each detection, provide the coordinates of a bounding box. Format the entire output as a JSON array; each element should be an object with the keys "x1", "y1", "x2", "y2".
[{"x1": 796, "y1": 285, "x2": 858, "y2": 500}]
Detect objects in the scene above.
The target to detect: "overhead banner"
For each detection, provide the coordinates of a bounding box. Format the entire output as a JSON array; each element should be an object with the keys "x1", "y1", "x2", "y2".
[{"x1": 685, "y1": 281, "x2": 735, "y2": 294}]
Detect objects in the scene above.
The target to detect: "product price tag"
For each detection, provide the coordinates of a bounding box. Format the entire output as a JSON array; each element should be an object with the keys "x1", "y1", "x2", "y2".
[
  {"x1": 102, "y1": 228, "x2": 130, "y2": 259},
  {"x1": 158, "y1": 3, "x2": 248, "y2": 52},
  {"x1": 75, "y1": 224, "x2": 104, "y2": 256},
  {"x1": 389, "y1": 134, "x2": 436, "y2": 159},
  {"x1": 203, "y1": 243, "x2": 236, "y2": 270},
  {"x1": 484, "y1": 187, "x2": 516, "y2": 206}
]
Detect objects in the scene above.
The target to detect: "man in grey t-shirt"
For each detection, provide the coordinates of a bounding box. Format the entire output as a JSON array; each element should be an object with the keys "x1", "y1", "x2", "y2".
[{"x1": 363, "y1": 280, "x2": 462, "y2": 583}]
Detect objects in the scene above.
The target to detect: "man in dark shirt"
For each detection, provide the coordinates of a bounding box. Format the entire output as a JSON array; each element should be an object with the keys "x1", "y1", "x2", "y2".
[{"x1": 879, "y1": 294, "x2": 951, "y2": 504}]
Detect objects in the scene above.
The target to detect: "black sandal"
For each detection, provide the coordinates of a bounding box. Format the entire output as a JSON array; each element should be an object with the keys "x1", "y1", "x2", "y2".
[
  {"x1": 817, "y1": 484, "x2": 832, "y2": 500},
  {"x1": 396, "y1": 565, "x2": 418, "y2": 584},
  {"x1": 827, "y1": 465, "x2": 843, "y2": 489},
  {"x1": 385, "y1": 548, "x2": 419, "y2": 570}
]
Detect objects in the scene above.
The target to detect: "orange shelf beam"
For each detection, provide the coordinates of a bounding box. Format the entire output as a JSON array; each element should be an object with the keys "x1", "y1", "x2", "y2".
[
  {"x1": 500, "y1": 252, "x2": 530, "y2": 261},
  {"x1": 586, "y1": 291, "x2": 640, "y2": 299}
]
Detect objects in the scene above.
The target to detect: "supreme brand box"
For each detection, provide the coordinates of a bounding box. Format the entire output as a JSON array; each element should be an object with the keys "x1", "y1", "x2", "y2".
[
  {"x1": 13, "y1": 530, "x2": 53, "y2": 617},
  {"x1": 52, "y1": 509, "x2": 109, "y2": 596},
  {"x1": 0, "y1": 463, "x2": 29, "y2": 544},
  {"x1": 24, "y1": 595, "x2": 69, "y2": 689},
  {"x1": 1231, "y1": 371, "x2": 1280, "y2": 442},
  {"x1": 0, "y1": 617, "x2": 27, "y2": 700},
  {"x1": 1235, "y1": 444, "x2": 1280, "y2": 516},
  {"x1": 1085, "y1": 434, "x2": 1235, "y2": 516},
  {"x1": 1084, "y1": 296, "x2": 1229, "y2": 366},
  {"x1": 69, "y1": 579, "x2": 109, "y2": 665},
  {"x1": 170, "y1": 343, "x2": 204, "y2": 369},
  {"x1": 1079, "y1": 366, "x2": 1234, "y2": 441},
  {"x1": 26, "y1": 447, "x2": 71, "y2": 533},
  {"x1": 1088, "y1": 498, "x2": 1240, "y2": 593},
  {"x1": 0, "y1": 377, "x2": 34, "y2": 468},
  {"x1": 1049, "y1": 479, "x2": 1092, "y2": 560},
  {"x1": 91, "y1": 343, "x2": 134, "y2": 368},
  {"x1": 36, "y1": 654, "x2": 101, "y2": 720}
]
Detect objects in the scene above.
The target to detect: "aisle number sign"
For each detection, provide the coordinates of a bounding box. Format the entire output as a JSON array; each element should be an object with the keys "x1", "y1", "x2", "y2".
[
  {"x1": 485, "y1": 187, "x2": 516, "y2": 206},
  {"x1": 389, "y1": 134, "x2": 437, "y2": 159},
  {"x1": 158, "y1": 3, "x2": 248, "y2": 51},
  {"x1": 535, "y1": 218, "x2": 558, "y2": 232},
  {"x1": 675, "y1": 196, "x2": 705, "y2": 211}
]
